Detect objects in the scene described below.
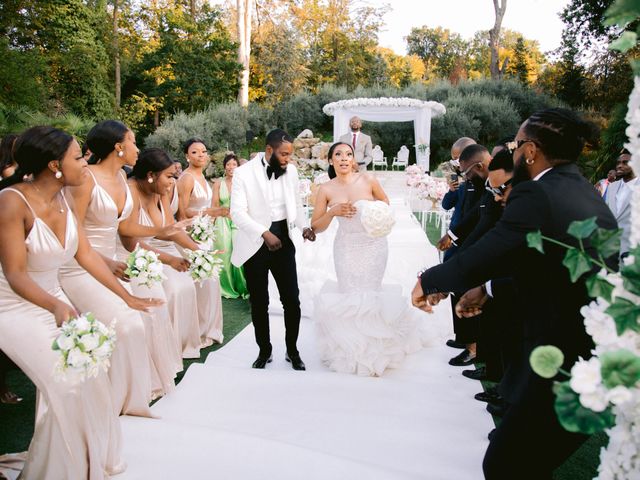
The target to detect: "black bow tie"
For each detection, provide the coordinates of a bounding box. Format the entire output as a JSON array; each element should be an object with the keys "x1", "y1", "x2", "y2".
[{"x1": 266, "y1": 165, "x2": 282, "y2": 180}]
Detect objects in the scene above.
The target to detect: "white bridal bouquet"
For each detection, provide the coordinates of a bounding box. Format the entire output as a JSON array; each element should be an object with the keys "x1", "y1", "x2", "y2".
[
  {"x1": 125, "y1": 245, "x2": 166, "y2": 287},
  {"x1": 188, "y1": 214, "x2": 217, "y2": 250},
  {"x1": 52, "y1": 312, "x2": 116, "y2": 382},
  {"x1": 185, "y1": 249, "x2": 224, "y2": 283},
  {"x1": 360, "y1": 201, "x2": 395, "y2": 238}
]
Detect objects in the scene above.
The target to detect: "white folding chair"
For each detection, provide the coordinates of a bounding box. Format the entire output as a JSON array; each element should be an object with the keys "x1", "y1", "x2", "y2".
[
  {"x1": 371, "y1": 145, "x2": 387, "y2": 170},
  {"x1": 392, "y1": 146, "x2": 409, "y2": 170}
]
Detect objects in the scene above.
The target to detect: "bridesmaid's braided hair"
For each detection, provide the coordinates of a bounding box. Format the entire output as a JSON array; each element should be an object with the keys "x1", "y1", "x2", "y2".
[{"x1": 0, "y1": 126, "x2": 73, "y2": 190}]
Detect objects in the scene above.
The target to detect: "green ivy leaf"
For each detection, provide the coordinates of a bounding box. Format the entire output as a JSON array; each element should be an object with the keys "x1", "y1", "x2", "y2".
[
  {"x1": 621, "y1": 247, "x2": 640, "y2": 296},
  {"x1": 605, "y1": 297, "x2": 640, "y2": 335},
  {"x1": 600, "y1": 349, "x2": 640, "y2": 389},
  {"x1": 553, "y1": 381, "x2": 615, "y2": 434},
  {"x1": 604, "y1": 0, "x2": 640, "y2": 27},
  {"x1": 609, "y1": 31, "x2": 638, "y2": 52},
  {"x1": 527, "y1": 230, "x2": 544, "y2": 254},
  {"x1": 563, "y1": 248, "x2": 593, "y2": 283},
  {"x1": 591, "y1": 228, "x2": 622, "y2": 260},
  {"x1": 585, "y1": 275, "x2": 615, "y2": 302},
  {"x1": 632, "y1": 59, "x2": 640, "y2": 76},
  {"x1": 567, "y1": 217, "x2": 598, "y2": 240},
  {"x1": 530, "y1": 345, "x2": 565, "y2": 379}
]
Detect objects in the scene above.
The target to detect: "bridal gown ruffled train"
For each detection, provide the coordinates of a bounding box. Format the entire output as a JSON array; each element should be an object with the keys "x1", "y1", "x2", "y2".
[
  {"x1": 314, "y1": 200, "x2": 434, "y2": 377},
  {"x1": 0, "y1": 189, "x2": 123, "y2": 480}
]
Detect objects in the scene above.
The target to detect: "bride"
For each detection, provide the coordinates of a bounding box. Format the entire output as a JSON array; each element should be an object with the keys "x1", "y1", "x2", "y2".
[{"x1": 310, "y1": 142, "x2": 427, "y2": 377}]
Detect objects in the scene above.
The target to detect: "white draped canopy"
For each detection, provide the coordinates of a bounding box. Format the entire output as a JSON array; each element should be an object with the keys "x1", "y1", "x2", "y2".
[{"x1": 323, "y1": 98, "x2": 446, "y2": 171}]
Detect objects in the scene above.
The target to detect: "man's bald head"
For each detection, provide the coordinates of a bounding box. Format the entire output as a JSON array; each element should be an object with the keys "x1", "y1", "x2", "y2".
[{"x1": 451, "y1": 137, "x2": 476, "y2": 161}]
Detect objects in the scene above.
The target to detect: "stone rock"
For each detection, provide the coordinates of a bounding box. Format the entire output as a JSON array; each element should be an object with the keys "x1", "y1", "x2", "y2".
[
  {"x1": 314, "y1": 159, "x2": 329, "y2": 171},
  {"x1": 311, "y1": 142, "x2": 330, "y2": 160},
  {"x1": 298, "y1": 147, "x2": 312, "y2": 159},
  {"x1": 297, "y1": 129, "x2": 314, "y2": 139}
]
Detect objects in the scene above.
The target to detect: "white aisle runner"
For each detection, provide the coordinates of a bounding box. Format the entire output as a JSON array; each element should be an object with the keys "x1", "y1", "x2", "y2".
[{"x1": 119, "y1": 172, "x2": 493, "y2": 480}]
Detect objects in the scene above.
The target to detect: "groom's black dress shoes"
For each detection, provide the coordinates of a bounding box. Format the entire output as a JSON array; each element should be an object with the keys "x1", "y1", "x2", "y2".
[
  {"x1": 462, "y1": 366, "x2": 486, "y2": 380},
  {"x1": 252, "y1": 354, "x2": 273, "y2": 369},
  {"x1": 448, "y1": 349, "x2": 476, "y2": 366},
  {"x1": 285, "y1": 353, "x2": 306, "y2": 371}
]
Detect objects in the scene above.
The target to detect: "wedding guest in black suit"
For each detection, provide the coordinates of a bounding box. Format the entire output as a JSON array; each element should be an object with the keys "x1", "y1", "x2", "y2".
[{"x1": 412, "y1": 108, "x2": 618, "y2": 480}]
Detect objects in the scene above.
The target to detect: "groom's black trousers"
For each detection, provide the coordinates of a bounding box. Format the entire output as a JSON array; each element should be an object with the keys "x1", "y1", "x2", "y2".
[{"x1": 243, "y1": 221, "x2": 301, "y2": 357}]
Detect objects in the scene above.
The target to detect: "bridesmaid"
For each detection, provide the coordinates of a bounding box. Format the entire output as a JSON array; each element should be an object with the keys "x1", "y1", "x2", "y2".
[
  {"x1": 59, "y1": 120, "x2": 177, "y2": 417},
  {"x1": 119, "y1": 148, "x2": 205, "y2": 360},
  {"x1": 0, "y1": 126, "x2": 156, "y2": 479},
  {"x1": 177, "y1": 138, "x2": 224, "y2": 344},
  {"x1": 212, "y1": 153, "x2": 248, "y2": 299}
]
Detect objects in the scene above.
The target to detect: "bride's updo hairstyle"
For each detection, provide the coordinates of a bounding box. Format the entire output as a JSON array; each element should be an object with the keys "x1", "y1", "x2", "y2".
[
  {"x1": 86, "y1": 120, "x2": 129, "y2": 164},
  {"x1": 327, "y1": 142, "x2": 354, "y2": 179},
  {"x1": 0, "y1": 126, "x2": 73, "y2": 190},
  {"x1": 522, "y1": 108, "x2": 599, "y2": 164},
  {"x1": 130, "y1": 148, "x2": 174, "y2": 180}
]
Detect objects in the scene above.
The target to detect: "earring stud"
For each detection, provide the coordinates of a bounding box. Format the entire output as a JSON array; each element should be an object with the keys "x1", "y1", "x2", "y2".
[
  {"x1": 118, "y1": 151, "x2": 124, "y2": 158},
  {"x1": 148, "y1": 177, "x2": 154, "y2": 183},
  {"x1": 55, "y1": 171, "x2": 63, "y2": 179}
]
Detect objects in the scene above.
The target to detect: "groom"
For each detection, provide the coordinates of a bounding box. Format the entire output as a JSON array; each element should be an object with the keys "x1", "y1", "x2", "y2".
[{"x1": 230, "y1": 129, "x2": 316, "y2": 370}]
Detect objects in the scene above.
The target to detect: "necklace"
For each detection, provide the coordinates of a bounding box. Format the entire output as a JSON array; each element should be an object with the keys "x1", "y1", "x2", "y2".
[{"x1": 30, "y1": 182, "x2": 65, "y2": 213}]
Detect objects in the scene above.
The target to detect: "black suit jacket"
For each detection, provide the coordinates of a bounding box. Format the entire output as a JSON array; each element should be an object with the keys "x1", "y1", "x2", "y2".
[
  {"x1": 458, "y1": 190, "x2": 503, "y2": 251},
  {"x1": 421, "y1": 164, "x2": 618, "y2": 403}
]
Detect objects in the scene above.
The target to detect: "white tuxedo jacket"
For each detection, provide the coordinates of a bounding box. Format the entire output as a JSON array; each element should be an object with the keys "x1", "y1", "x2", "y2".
[
  {"x1": 605, "y1": 179, "x2": 635, "y2": 254},
  {"x1": 230, "y1": 154, "x2": 308, "y2": 267},
  {"x1": 339, "y1": 131, "x2": 373, "y2": 166}
]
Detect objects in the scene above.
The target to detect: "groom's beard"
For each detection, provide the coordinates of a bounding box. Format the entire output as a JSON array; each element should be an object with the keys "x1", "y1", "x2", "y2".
[
  {"x1": 268, "y1": 152, "x2": 288, "y2": 177},
  {"x1": 512, "y1": 153, "x2": 531, "y2": 186}
]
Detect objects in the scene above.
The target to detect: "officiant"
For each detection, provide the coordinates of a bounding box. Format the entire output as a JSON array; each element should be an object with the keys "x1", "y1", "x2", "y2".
[{"x1": 339, "y1": 116, "x2": 372, "y2": 172}]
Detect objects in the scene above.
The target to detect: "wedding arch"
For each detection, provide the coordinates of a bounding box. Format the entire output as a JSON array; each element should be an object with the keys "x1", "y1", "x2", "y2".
[{"x1": 322, "y1": 97, "x2": 446, "y2": 171}]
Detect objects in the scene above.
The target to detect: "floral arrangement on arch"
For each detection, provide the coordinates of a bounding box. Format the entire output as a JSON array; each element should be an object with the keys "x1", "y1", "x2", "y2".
[{"x1": 322, "y1": 97, "x2": 446, "y2": 117}]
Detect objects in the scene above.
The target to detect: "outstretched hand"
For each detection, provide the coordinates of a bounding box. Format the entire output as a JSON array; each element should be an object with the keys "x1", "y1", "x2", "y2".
[{"x1": 455, "y1": 286, "x2": 489, "y2": 318}]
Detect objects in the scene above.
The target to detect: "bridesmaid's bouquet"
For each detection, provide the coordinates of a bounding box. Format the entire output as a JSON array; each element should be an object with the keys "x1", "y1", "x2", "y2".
[
  {"x1": 185, "y1": 249, "x2": 224, "y2": 283},
  {"x1": 52, "y1": 312, "x2": 116, "y2": 382},
  {"x1": 188, "y1": 214, "x2": 216, "y2": 250},
  {"x1": 124, "y1": 245, "x2": 166, "y2": 287},
  {"x1": 360, "y1": 201, "x2": 395, "y2": 238}
]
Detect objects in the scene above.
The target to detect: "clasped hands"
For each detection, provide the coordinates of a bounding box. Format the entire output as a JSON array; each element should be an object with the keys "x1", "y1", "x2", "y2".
[
  {"x1": 411, "y1": 277, "x2": 488, "y2": 318},
  {"x1": 263, "y1": 227, "x2": 316, "y2": 252},
  {"x1": 411, "y1": 280, "x2": 448, "y2": 313}
]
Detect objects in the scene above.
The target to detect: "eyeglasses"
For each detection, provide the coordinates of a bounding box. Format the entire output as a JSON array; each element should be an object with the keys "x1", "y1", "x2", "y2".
[
  {"x1": 505, "y1": 139, "x2": 537, "y2": 154},
  {"x1": 460, "y1": 161, "x2": 482, "y2": 178},
  {"x1": 485, "y1": 178, "x2": 512, "y2": 196}
]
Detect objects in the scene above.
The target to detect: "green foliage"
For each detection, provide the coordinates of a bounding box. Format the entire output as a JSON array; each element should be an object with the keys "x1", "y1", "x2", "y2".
[
  {"x1": 527, "y1": 231, "x2": 545, "y2": 254},
  {"x1": 568, "y1": 217, "x2": 599, "y2": 239},
  {"x1": 274, "y1": 92, "x2": 325, "y2": 136},
  {"x1": 145, "y1": 102, "x2": 273, "y2": 162},
  {"x1": 0, "y1": 38, "x2": 48, "y2": 111},
  {"x1": 0, "y1": 103, "x2": 94, "y2": 139},
  {"x1": 605, "y1": 297, "x2": 640, "y2": 335},
  {"x1": 553, "y1": 381, "x2": 616, "y2": 434},
  {"x1": 563, "y1": 249, "x2": 596, "y2": 282},
  {"x1": 530, "y1": 345, "x2": 565, "y2": 379},
  {"x1": 600, "y1": 349, "x2": 640, "y2": 388},
  {"x1": 621, "y1": 246, "x2": 640, "y2": 295},
  {"x1": 591, "y1": 103, "x2": 631, "y2": 181},
  {"x1": 585, "y1": 275, "x2": 615, "y2": 301}
]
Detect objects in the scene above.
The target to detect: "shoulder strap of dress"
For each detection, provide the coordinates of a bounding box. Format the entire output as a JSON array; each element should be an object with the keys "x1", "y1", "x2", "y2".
[{"x1": 4, "y1": 188, "x2": 37, "y2": 219}]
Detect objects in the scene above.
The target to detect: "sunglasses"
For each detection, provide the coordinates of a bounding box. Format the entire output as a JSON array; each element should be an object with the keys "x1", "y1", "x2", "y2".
[
  {"x1": 460, "y1": 161, "x2": 482, "y2": 178},
  {"x1": 485, "y1": 178, "x2": 512, "y2": 196}
]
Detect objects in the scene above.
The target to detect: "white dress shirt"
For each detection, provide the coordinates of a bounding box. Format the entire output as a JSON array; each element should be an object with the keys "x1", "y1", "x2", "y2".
[
  {"x1": 263, "y1": 159, "x2": 287, "y2": 221},
  {"x1": 616, "y1": 177, "x2": 639, "y2": 214}
]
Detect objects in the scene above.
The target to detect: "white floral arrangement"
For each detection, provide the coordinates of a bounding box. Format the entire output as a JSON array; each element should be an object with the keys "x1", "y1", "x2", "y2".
[
  {"x1": 299, "y1": 178, "x2": 312, "y2": 198},
  {"x1": 322, "y1": 97, "x2": 446, "y2": 117},
  {"x1": 185, "y1": 249, "x2": 224, "y2": 283},
  {"x1": 125, "y1": 244, "x2": 166, "y2": 287},
  {"x1": 313, "y1": 172, "x2": 330, "y2": 185},
  {"x1": 52, "y1": 312, "x2": 116, "y2": 382},
  {"x1": 405, "y1": 164, "x2": 423, "y2": 186},
  {"x1": 415, "y1": 174, "x2": 449, "y2": 202},
  {"x1": 360, "y1": 200, "x2": 395, "y2": 238},
  {"x1": 188, "y1": 214, "x2": 216, "y2": 250}
]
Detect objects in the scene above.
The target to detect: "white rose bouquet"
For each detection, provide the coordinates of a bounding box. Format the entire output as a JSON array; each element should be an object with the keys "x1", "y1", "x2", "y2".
[
  {"x1": 360, "y1": 201, "x2": 395, "y2": 238},
  {"x1": 52, "y1": 312, "x2": 116, "y2": 382},
  {"x1": 124, "y1": 245, "x2": 166, "y2": 288},
  {"x1": 185, "y1": 249, "x2": 224, "y2": 283},
  {"x1": 187, "y1": 214, "x2": 216, "y2": 250}
]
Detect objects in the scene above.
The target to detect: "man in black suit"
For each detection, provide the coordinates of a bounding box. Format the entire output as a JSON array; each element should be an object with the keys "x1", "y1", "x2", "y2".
[{"x1": 412, "y1": 109, "x2": 618, "y2": 479}]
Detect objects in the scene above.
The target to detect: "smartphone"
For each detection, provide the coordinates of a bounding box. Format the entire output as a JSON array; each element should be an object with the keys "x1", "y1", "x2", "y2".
[{"x1": 450, "y1": 173, "x2": 459, "y2": 182}]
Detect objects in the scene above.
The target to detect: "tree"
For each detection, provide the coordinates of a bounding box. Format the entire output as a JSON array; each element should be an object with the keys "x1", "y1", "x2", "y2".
[
  {"x1": 237, "y1": 0, "x2": 251, "y2": 107},
  {"x1": 406, "y1": 26, "x2": 469, "y2": 80},
  {"x1": 489, "y1": 0, "x2": 508, "y2": 80},
  {"x1": 111, "y1": 0, "x2": 121, "y2": 110},
  {"x1": 508, "y1": 36, "x2": 529, "y2": 84}
]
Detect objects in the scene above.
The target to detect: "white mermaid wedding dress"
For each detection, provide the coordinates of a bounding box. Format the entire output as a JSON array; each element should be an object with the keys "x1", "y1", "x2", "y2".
[{"x1": 314, "y1": 200, "x2": 433, "y2": 377}]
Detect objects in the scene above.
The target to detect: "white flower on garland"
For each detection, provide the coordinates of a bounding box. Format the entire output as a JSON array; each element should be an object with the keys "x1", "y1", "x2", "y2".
[
  {"x1": 360, "y1": 201, "x2": 395, "y2": 238},
  {"x1": 125, "y1": 245, "x2": 166, "y2": 288},
  {"x1": 185, "y1": 249, "x2": 224, "y2": 283},
  {"x1": 188, "y1": 215, "x2": 216, "y2": 250},
  {"x1": 322, "y1": 97, "x2": 446, "y2": 117},
  {"x1": 53, "y1": 312, "x2": 116, "y2": 382},
  {"x1": 570, "y1": 357, "x2": 603, "y2": 395}
]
